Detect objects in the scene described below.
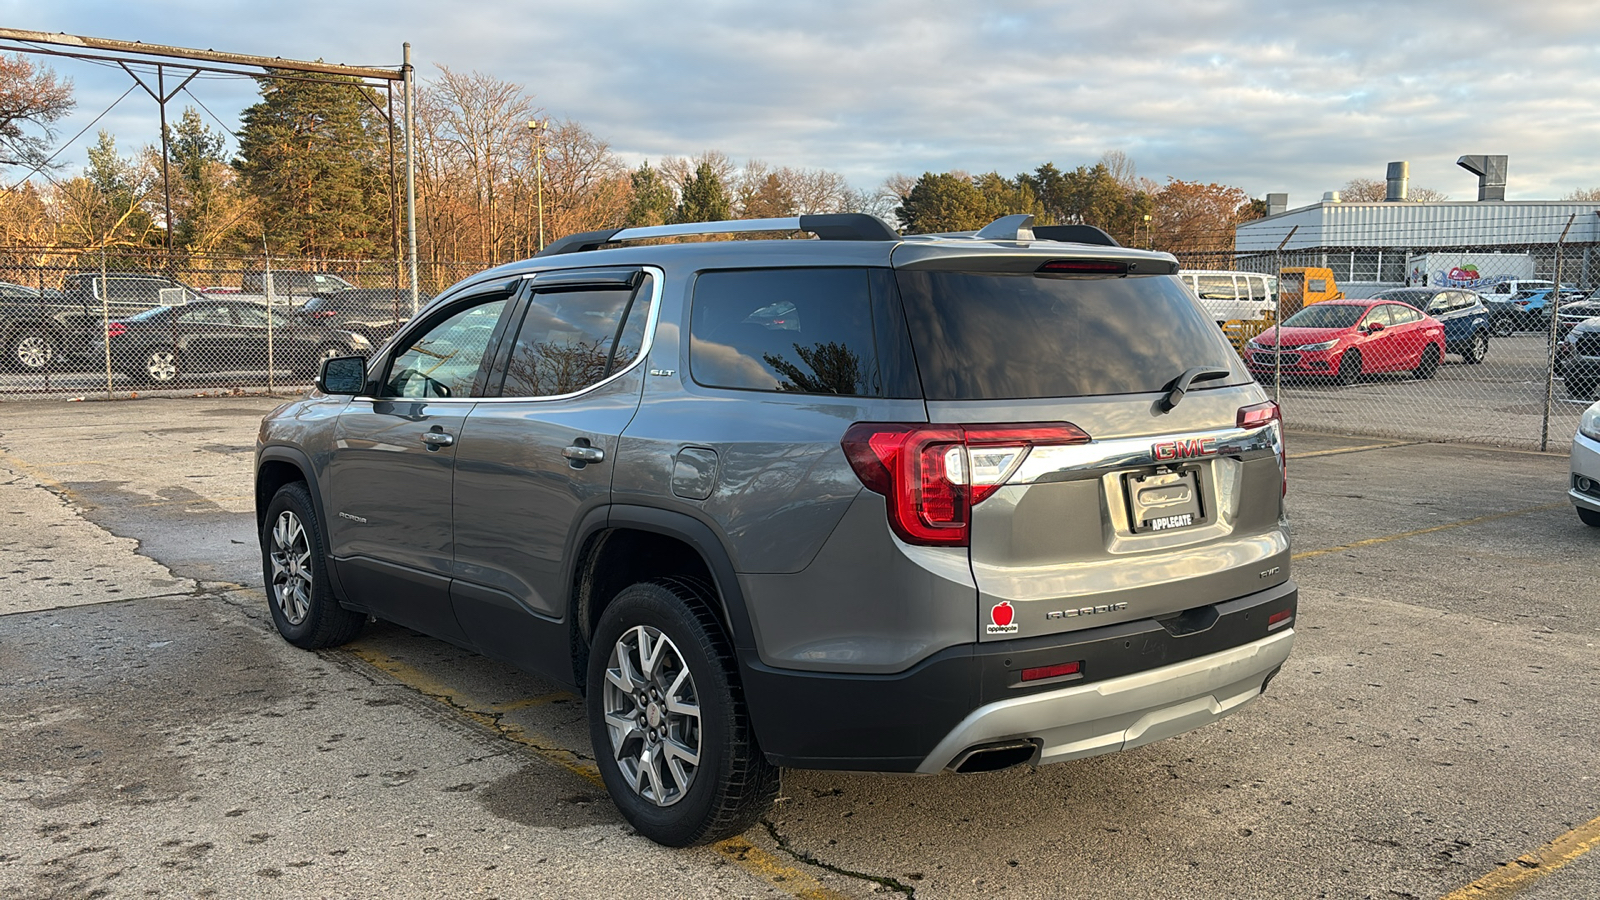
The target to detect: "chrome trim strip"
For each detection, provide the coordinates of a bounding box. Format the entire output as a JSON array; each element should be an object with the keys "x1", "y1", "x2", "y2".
[
  {"x1": 610, "y1": 218, "x2": 803, "y2": 241},
  {"x1": 1009, "y1": 424, "x2": 1279, "y2": 484},
  {"x1": 352, "y1": 265, "x2": 665, "y2": 406}
]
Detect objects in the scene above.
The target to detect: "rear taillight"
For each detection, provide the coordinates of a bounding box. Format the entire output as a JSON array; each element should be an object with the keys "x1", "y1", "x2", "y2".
[
  {"x1": 1021, "y1": 660, "x2": 1082, "y2": 682},
  {"x1": 1267, "y1": 609, "x2": 1294, "y2": 630},
  {"x1": 842, "y1": 422, "x2": 1091, "y2": 546},
  {"x1": 1237, "y1": 400, "x2": 1286, "y2": 496},
  {"x1": 311, "y1": 310, "x2": 337, "y2": 318},
  {"x1": 104, "y1": 322, "x2": 126, "y2": 338}
]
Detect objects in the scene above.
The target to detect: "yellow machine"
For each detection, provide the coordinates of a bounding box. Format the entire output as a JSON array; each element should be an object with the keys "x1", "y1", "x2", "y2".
[{"x1": 1220, "y1": 267, "x2": 1343, "y2": 354}]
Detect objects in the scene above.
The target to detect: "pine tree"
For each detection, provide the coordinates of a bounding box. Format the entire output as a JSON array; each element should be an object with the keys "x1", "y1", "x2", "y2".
[
  {"x1": 626, "y1": 162, "x2": 674, "y2": 227},
  {"x1": 672, "y1": 162, "x2": 731, "y2": 224}
]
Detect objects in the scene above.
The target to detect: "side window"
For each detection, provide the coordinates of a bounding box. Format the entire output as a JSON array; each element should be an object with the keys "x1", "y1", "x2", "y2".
[
  {"x1": 690, "y1": 268, "x2": 879, "y2": 396},
  {"x1": 176, "y1": 304, "x2": 234, "y2": 325},
  {"x1": 384, "y1": 296, "x2": 510, "y2": 399},
  {"x1": 499, "y1": 279, "x2": 654, "y2": 398},
  {"x1": 1362, "y1": 306, "x2": 1394, "y2": 328},
  {"x1": 1194, "y1": 275, "x2": 1238, "y2": 300},
  {"x1": 232, "y1": 304, "x2": 287, "y2": 328}
]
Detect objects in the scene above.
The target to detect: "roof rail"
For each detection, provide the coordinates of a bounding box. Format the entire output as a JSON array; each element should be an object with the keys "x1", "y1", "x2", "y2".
[
  {"x1": 1032, "y1": 224, "x2": 1121, "y2": 247},
  {"x1": 533, "y1": 213, "x2": 898, "y2": 257}
]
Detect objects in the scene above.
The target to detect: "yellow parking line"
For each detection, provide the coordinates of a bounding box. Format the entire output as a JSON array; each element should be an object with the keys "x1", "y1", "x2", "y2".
[
  {"x1": 1288, "y1": 441, "x2": 1420, "y2": 459},
  {"x1": 1292, "y1": 502, "x2": 1567, "y2": 561},
  {"x1": 1440, "y1": 813, "x2": 1600, "y2": 899},
  {"x1": 0, "y1": 448, "x2": 82, "y2": 502},
  {"x1": 340, "y1": 644, "x2": 854, "y2": 900}
]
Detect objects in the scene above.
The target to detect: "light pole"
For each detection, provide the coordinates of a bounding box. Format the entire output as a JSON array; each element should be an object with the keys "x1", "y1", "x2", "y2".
[{"x1": 527, "y1": 119, "x2": 548, "y2": 251}]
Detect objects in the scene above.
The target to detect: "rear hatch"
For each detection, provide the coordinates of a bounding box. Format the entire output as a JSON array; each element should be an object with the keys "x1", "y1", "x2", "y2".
[{"x1": 889, "y1": 244, "x2": 1289, "y2": 642}]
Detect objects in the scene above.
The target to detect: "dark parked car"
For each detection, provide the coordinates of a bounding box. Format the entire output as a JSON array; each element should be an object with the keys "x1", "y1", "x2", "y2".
[
  {"x1": 239, "y1": 270, "x2": 357, "y2": 297},
  {"x1": 1488, "y1": 288, "x2": 1585, "y2": 336},
  {"x1": 293, "y1": 288, "x2": 426, "y2": 345},
  {"x1": 100, "y1": 298, "x2": 370, "y2": 384},
  {"x1": 1555, "y1": 289, "x2": 1600, "y2": 342},
  {"x1": 1370, "y1": 287, "x2": 1491, "y2": 363},
  {"x1": 1559, "y1": 318, "x2": 1600, "y2": 399}
]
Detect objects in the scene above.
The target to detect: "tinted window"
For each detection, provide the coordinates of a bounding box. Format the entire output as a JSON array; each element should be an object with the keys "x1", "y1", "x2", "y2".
[
  {"x1": 499, "y1": 279, "x2": 654, "y2": 398},
  {"x1": 1389, "y1": 304, "x2": 1422, "y2": 324},
  {"x1": 1372, "y1": 289, "x2": 1433, "y2": 310},
  {"x1": 691, "y1": 268, "x2": 883, "y2": 396},
  {"x1": 895, "y1": 270, "x2": 1243, "y2": 401},
  {"x1": 176, "y1": 304, "x2": 234, "y2": 325},
  {"x1": 1283, "y1": 304, "x2": 1364, "y2": 329},
  {"x1": 232, "y1": 304, "x2": 288, "y2": 328},
  {"x1": 384, "y1": 297, "x2": 510, "y2": 399},
  {"x1": 1362, "y1": 306, "x2": 1395, "y2": 327}
]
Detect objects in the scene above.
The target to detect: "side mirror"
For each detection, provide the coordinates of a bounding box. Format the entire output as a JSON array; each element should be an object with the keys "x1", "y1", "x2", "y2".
[
  {"x1": 1365, "y1": 321, "x2": 1385, "y2": 333},
  {"x1": 318, "y1": 356, "x2": 368, "y2": 395}
]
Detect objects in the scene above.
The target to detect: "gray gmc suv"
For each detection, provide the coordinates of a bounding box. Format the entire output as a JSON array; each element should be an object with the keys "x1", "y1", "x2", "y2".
[{"x1": 255, "y1": 213, "x2": 1296, "y2": 846}]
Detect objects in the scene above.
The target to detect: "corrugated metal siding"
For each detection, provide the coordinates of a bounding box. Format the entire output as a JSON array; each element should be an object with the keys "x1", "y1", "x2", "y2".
[{"x1": 1235, "y1": 202, "x2": 1600, "y2": 252}]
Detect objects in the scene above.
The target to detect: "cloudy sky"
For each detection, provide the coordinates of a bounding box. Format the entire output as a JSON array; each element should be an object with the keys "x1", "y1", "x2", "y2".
[{"x1": 9, "y1": 0, "x2": 1600, "y2": 207}]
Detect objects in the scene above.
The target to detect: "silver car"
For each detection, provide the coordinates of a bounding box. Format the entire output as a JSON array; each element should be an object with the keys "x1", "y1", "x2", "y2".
[{"x1": 1572, "y1": 401, "x2": 1600, "y2": 527}]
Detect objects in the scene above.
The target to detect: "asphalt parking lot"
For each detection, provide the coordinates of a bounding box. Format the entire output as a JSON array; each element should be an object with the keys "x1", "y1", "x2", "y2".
[{"x1": 2, "y1": 396, "x2": 1597, "y2": 899}]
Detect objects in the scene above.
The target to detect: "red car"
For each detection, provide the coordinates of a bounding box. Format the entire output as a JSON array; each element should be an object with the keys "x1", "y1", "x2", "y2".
[{"x1": 1245, "y1": 299, "x2": 1447, "y2": 385}]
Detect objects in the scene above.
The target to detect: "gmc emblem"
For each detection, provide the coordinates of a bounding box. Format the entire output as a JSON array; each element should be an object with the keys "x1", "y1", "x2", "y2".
[{"x1": 1152, "y1": 438, "x2": 1217, "y2": 461}]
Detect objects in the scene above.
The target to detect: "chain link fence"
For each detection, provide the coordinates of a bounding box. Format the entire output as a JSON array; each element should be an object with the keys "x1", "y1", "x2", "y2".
[
  {"x1": 0, "y1": 247, "x2": 481, "y2": 399},
  {"x1": 0, "y1": 225, "x2": 1595, "y2": 453}
]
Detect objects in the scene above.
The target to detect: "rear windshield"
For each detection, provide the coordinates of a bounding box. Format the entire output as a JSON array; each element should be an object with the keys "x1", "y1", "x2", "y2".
[
  {"x1": 893, "y1": 270, "x2": 1244, "y2": 400},
  {"x1": 1371, "y1": 290, "x2": 1434, "y2": 308},
  {"x1": 1283, "y1": 304, "x2": 1364, "y2": 328}
]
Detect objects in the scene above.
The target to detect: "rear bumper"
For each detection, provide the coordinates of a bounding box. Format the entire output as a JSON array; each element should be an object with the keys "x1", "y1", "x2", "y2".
[
  {"x1": 914, "y1": 627, "x2": 1292, "y2": 773},
  {"x1": 739, "y1": 579, "x2": 1297, "y2": 772}
]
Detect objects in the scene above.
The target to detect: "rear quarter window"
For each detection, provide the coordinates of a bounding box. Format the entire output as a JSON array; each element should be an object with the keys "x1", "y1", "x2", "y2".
[
  {"x1": 894, "y1": 269, "x2": 1245, "y2": 400},
  {"x1": 689, "y1": 267, "x2": 915, "y2": 397}
]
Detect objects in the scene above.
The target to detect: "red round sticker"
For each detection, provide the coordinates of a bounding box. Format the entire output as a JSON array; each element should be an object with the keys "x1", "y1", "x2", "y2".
[{"x1": 992, "y1": 601, "x2": 1014, "y2": 628}]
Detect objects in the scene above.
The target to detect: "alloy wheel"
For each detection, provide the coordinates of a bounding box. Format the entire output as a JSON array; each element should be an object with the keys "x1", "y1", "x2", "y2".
[
  {"x1": 601, "y1": 625, "x2": 702, "y2": 807},
  {"x1": 14, "y1": 335, "x2": 51, "y2": 370},
  {"x1": 269, "y1": 510, "x2": 313, "y2": 626},
  {"x1": 146, "y1": 350, "x2": 178, "y2": 382}
]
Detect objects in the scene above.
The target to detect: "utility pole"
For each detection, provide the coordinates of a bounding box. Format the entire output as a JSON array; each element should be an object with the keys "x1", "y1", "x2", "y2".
[
  {"x1": 528, "y1": 119, "x2": 549, "y2": 251},
  {"x1": 403, "y1": 43, "x2": 420, "y2": 316}
]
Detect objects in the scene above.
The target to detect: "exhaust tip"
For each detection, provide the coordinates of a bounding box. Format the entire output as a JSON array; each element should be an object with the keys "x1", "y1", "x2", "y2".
[{"x1": 949, "y1": 739, "x2": 1040, "y2": 774}]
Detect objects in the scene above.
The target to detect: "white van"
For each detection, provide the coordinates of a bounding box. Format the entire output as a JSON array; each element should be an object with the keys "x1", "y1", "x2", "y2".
[{"x1": 1179, "y1": 270, "x2": 1278, "y2": 324}]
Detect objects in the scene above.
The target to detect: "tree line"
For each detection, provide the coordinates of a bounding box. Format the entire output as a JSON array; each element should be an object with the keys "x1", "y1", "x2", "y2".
[{"x1": 7, "y1": 52, "x2": 1580, "y2": 279}]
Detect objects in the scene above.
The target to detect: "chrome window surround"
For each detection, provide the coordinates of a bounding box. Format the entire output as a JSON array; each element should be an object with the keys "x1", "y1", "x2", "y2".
[
  {"x1": 1007, "y1": 424, "x2": 1281, "y2": 486},
  {"x1": 352, "y1": 265, "x2": 664, "y2": 405}
]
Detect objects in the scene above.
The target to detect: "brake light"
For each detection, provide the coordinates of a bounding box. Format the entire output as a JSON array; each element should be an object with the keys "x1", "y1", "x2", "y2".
[
  {"x1": 1021, "y1": 660, "x2": 1082, "y2": 682},
  {"x1": 105, "y1": 322, "x2": 126, "y2": 338},
  {"x1": 311, "y1": 310, "x2": 337, "y2": 318},
  {"x1": 1037, "y1": 260, "x2": 1128, "y2": 276},
  {"x1": 1237, "y1": 400, "x2": 1286, "y2": 496},
  {"x1": 842, "y1": 422, "x2": 1091, "y2": 546},
  {"x1": 1267, "y1": 609, "x2": 1293, "y2": 630}
]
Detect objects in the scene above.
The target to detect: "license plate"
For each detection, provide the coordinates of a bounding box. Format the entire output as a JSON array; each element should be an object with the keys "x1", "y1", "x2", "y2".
[{"x1": 1126, "y1": 469, "x2": 1203, "y2": 533}]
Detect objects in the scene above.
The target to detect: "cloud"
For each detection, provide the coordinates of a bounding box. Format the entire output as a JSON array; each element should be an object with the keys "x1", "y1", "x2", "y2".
[{"x1": 14, "y1": 0, "x2": 1600, "y2": 202}]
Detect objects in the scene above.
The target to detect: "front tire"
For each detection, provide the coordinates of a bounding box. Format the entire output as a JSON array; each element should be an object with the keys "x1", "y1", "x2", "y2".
[
  {"x1": 587, "y1": 579, "x2": 779, "y2": 847},
  {"x1": 1464, "y1": 331, "x2": 1489, "y2": 364},
  {"x1": 1335, "y1": 350, "x2": 1362, "y2": 386},
  {"x1": 260, "y1": 482, "x2": 365, "y2": 649}
]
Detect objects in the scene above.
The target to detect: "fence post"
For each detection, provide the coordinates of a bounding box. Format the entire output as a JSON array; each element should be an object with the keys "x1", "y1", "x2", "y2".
[
  {"x1": 100, "y1": 248, "x2": 113, "y2": 399},
  {"x1": 1541, "y1": 215, "x2": 1577, "y2": 452},
  {"x1": 264, "y1": 246, "x2": 275, "y2": 395}
]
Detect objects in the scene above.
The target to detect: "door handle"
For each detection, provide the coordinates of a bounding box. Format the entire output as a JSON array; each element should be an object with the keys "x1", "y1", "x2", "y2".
[
  {"x1": 562, "y1": 445, "x2": 605, "y2": 464},
  {"x1": 420, "y1": 431, "x2": 455, "y2": 448}
]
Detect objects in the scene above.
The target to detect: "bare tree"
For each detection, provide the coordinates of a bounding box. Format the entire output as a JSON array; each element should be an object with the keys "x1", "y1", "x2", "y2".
[
  {"x1": 1340, "y1": 177, "x2": 1447, "y2": 202},
  {"x1": 0, "y1": 54, "x2": 74, "y2": 170},
  {"x1": 422, "y1": 66, "x2": 540, "y2": 264},
  {"x1": 1565, "y1": 187, "x2": 1600, "y2": 202}
]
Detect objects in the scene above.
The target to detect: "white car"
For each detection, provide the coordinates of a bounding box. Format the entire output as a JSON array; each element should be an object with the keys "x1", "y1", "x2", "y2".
[{"x1": 1573, "y1": 401, "x2": 1600, "y2": 527}]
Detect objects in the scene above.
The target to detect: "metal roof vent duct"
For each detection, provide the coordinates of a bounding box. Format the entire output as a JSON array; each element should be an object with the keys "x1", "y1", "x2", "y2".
[
  {"x1": 1266, "y1": 193, "x2": 1288, "y2": 216},
  {"x1": 1386, "y1": 161, "x2": 1409, "y2": 201},
  {"x1": 1322, "y1": 191, "x2": 1341, "y2": 203},
  {"x1": 1457, "y1": 155, "x2": 1508, "y2": 201}
]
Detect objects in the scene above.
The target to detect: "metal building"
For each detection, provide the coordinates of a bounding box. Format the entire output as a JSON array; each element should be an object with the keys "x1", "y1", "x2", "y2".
[{"x1": 1234, "y1": 200, "x2": 1600, "y2": 293}]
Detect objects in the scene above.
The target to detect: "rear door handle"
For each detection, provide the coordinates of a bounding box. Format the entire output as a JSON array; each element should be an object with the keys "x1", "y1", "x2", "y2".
[
  {"x1": 420, "y1": 432, "x2": 455, "y2": 448},
  {"x1": 563, "y1": 445, "x2": 605, "y2": 463}
]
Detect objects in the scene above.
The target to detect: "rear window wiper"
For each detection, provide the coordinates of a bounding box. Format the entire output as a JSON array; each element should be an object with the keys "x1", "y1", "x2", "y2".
[{"x1": 1159, "y1": 366, "x2": 1232, "y2": 413}]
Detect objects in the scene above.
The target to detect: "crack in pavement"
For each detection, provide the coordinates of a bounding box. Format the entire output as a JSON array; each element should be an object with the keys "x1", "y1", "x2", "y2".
[{"x1": 761, "y1": 818, "x2": 918, "y2": 898}]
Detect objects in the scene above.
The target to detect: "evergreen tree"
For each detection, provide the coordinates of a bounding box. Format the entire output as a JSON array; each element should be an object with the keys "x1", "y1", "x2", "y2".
[
  {"x1": 672, "y1": 162, "x2": 730, "y2": 224},
  {"x1": 895, "y1": 172, "x2": 991, "y2": 233},
  {"x1": 626, "y1": 161, "x2": 674, "y2": 227},
  {"x1": 235, "y1": 69, "x2": 391, "y2": 257}
]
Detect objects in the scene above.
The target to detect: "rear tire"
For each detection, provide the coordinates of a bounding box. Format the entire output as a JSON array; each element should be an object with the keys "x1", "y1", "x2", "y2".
[
  {"x1": 1492, "y1": 317, "x2": 1513, "y2": 337},
  {"x1": 134, "y1": 345, "x2": 180, "y2": 384},
  {"x1": 1413, "y1": 345, "x2": 1440, "y2": 380},
  {"x1": 1464, "y1": 331, "x2": 1489, "y2": 364},
  {"x1": 260, "y1": 482, "x2": 365, "y2": 649},
  {"x1": 587, "y1": 579, "x2": 779, "y2": 847},
  {"x1": 7, "y1": 327, "x2": 58, "y2": 373},
  {"x1": 1335, "y1": 350, "x2": 1362, "y2": 386}
]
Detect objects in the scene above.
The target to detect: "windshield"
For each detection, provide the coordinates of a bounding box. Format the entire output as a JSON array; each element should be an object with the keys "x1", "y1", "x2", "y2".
[
  {"x1": 894, "y1": 270, "x2": 1245, "y2": 400},
  {"x1": 1283, "y1": 304, "x2": 1365, "y2": 329}
]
